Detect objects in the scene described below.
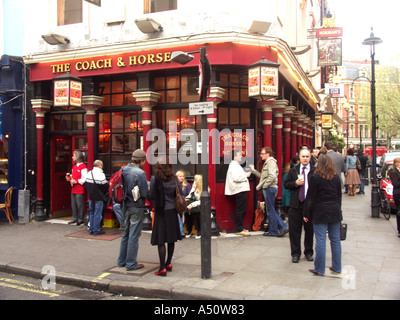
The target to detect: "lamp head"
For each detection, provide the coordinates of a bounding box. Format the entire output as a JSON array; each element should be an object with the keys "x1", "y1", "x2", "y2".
[
  {"x1": 362, "y1": 28, "x2": 383, "y2": 46},
  {"x1": 171, "y1": 51, "x2": 195, "y2": 65}
]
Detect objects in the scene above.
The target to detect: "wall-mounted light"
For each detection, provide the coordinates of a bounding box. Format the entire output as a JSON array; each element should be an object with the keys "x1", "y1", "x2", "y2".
[
  {"x1": 134, "y1": 18, "x2": 163, "y2": 33},
  {"x1": 248, "y1": 57, "x2": 280, "y2": 100},
  {"x1": 248, "y1": 20, "x2": 271, "y2": 34},
  {"x1": 53, "y1": 73, "x2": 83, "y2": 108},
  {"x1": 41, "y1": 33, "x2": 70, "y2": 45}
]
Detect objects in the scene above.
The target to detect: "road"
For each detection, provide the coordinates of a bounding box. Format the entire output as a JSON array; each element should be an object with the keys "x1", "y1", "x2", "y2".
[{"x1": 0, "y1": 272, "x2": 154, "y2": 300}]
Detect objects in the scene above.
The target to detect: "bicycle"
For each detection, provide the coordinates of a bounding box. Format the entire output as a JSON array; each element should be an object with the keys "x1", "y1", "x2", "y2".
[{"x1": 377, "y1": 175, "x2": 391, "y2": 220}]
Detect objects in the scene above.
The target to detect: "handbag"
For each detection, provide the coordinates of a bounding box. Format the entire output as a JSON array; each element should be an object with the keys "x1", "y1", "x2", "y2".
[
  {"x1": 174, "y1": 179, "x2": 187, "y2": 213},
  {"x1": 340, "y1": 223, "x2": 347, "y2": 241}
]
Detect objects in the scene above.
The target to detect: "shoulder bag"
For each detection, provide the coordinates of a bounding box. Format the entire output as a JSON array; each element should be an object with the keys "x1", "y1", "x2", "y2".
[{"x1": 174, "y1": 179, "x2": 187, "y2": 213}]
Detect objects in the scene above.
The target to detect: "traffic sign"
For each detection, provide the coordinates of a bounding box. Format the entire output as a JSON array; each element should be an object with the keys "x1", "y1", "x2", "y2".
[{"x1": 189, "y1": 101, "x2": 214, "y2": 116}]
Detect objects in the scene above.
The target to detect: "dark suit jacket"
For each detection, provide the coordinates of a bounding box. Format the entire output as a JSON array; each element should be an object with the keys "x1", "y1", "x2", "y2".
[
  {"x1": 303, "y1": 174, "x2": 342, "y2": 224},
  {"x1": 284, "y1": 164, "x2": 315, "y2": 209}
]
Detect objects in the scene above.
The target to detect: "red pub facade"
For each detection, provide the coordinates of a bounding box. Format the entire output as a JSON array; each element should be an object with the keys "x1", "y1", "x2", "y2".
[{"x1": 27, "y1": 35, "x2": 319, "y2": 232}]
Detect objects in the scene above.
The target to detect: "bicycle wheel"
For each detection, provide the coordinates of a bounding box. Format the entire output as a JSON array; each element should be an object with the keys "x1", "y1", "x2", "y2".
[{"x1": 380, "y1": 191, "x2": 391, "y2": 220}]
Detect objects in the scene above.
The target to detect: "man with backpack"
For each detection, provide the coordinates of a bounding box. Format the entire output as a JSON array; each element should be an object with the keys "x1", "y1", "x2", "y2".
[
  {"x1": 109, "y1": 166, "x2": 126, "y2": 228},
  {"x1": 117, "y1": 149, "x2": 149, "y2": 271}
]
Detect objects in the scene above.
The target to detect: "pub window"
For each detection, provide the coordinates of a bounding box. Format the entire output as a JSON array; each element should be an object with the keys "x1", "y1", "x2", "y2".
[
  {"x1": 58, "y1": 0, "x2": 83, "y2": 26},
  {"x1": 217, "y1": 72, "x2": 249, "y2": 102},
  {"x1": 98, "y1": 111, "x2": 143, "y2": 175},
  {"x1": 217, "y1": 107, "x2": 250, "y2": 127},
  {"x1": 0, "y1": 137, "x2": 9, "y2": 184},
  {"x1": 99, "y1": 79, "x2": 137, "y2": 107},
  {"x1": 155, "y1": 74, "x2": 199, "y2": 104},
  {"x1": 144, "y1": 0, "x2": 177, "y2": 14},
  {"x1": 152, "y1": 108, "x2": 201, "y2": 178}
]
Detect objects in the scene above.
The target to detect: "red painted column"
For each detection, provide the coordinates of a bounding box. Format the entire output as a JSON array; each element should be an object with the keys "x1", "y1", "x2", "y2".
[
  {"x1": 31, "y1": 99, "x2": 52, "y2": 221},
  {"x1": 297, "y1": 114, "x2": 304, "y2": 149},
  {"x1": 132, "y1": 91, "x2": 161, "y2": 181},
  {"x1": 291, "y1": 111, "x2": 300, "y2": 158},
  {"x1": 300, "y1": 115, "x2": 308, "y2": 146},
  {"x1": 207, "y1": 87, "x2": 225, "y2": 210},
  {"x1": 283, "y1": 106, "x2": 295, "y2": 165},
  {"x1": 273, "y1": 100, "x2": 287, "y2": 200},
  {"x1": 259, "y1": 100, "x2": 275, "y2": 148},
  {"x1": 82, "y1": 96, "x2": 104, "y2": 171}
]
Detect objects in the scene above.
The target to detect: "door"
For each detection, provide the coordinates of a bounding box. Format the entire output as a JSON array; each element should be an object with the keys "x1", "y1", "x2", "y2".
[
  {"x1": 50, "y1": 136, "x2": 73, "y2": 217},
  {"x1": 50, "y1": 135, "x2": 88, "y2": 218}
]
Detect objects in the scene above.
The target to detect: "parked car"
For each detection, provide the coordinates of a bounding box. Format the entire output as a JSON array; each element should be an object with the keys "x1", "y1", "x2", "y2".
[
  {"x1": 379, "y1": 160, "x2": 396, "y2": 212},
  {"x1": 378, "y1": 150, "x2": 400, "y2": 174}
]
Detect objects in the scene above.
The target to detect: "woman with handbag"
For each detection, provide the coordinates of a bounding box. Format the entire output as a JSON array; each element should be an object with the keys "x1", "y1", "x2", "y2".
[
  {"x1": 150, "y1": 160, "x2": 182, "y2": 276},
  {"x1": 303, "y1": 155, "x2": 342, "y2": 276},
  {"x1": 388, "y1": 157, "x2": 400, "y2": 237},
  {"x1": 344, "y1": 148, "x2": 361, "y2": 196}
]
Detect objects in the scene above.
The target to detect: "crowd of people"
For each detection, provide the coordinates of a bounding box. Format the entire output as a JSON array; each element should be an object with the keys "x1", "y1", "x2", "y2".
[{"x1": 64, "y1": 141, "x2": 396, "y2": 278}]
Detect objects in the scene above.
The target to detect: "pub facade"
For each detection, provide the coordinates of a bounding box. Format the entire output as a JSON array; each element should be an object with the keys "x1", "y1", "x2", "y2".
[{"x1": 24, "y1": 0, "x2": 322, "y2": 231}]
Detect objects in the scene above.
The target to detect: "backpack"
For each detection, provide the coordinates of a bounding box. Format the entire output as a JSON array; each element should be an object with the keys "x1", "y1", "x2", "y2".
[{"x1": 109, "y1": 169, "x2": 125, "y2": 204}]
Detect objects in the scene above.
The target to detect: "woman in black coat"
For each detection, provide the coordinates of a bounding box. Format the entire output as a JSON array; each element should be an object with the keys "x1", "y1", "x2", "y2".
[
  {"x1": 303, "y1": 155, "x2": 342, "y2": 276},
  {"x1": 150, "y1": 160, "x2": 182, "y2": 276},
  {"x1": 388, "y1": 157, "x2": 400, "y2": 237}
]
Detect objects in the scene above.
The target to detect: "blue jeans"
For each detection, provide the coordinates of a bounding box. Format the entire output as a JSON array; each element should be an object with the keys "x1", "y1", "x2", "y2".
[
  {"x1": 117, "y1": 206, "x2": 144, "y2": 270},
  {"x1": 313, "y1": 222, "x2": 342, "y2": 275},
  {"x1": 177, "y1": 213, "x2": 184, "y2": 236},
  {"x1": 263, "y1": 187, "x2": 288, "y2": 236},
  {"x1": 113, "y1": 203, "x2": 124, "y2": 227},
  {"x1": 88, "y1": 200, "x2": 104, "y2": 235}
]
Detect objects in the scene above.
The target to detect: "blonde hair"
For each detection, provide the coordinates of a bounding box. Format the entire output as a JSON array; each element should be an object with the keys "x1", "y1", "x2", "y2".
[
  {"x1": 194, "y1": 174, "x2": 203, "y2": 193},
  {"x1": 394, "y1": 158, "x2": 400, "y2": 168},
  {"x1": 176, "y1": 170, "x2": 188, "y2": 188}
]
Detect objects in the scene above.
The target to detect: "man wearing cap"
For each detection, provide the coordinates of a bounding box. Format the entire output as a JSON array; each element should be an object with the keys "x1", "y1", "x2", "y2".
[{"x1": 117, "y1": 149, "x2": 149, "y2": 271}]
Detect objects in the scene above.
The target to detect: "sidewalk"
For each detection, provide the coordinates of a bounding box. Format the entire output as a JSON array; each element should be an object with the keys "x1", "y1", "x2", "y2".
[{"x1": 1, "y1": 185, "x2": 399, "y2": 300}]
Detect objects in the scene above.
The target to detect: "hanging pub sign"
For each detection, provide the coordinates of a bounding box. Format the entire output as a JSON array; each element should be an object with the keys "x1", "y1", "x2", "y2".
[
  {"x1": 53, "y1": 73, "x2": 82, "y2": 107},
  {"x1": 321, "y1": 112, "x2": 333, "y2": 129},
  {"x1": 248, "y1": 58, "x2": 280, "y2": 99},
  {"x1": 318, "y1": 38, "x2": 342, "y2": 67}
]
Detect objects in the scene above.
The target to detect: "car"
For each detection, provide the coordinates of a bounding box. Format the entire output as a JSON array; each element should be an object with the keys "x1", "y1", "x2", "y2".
[
  {"x1": 379, "y1": 160, "x2": 396, "y2": 212},
  {"x1": 379, "y1": 150, "x2": 400, "y2": 168}
]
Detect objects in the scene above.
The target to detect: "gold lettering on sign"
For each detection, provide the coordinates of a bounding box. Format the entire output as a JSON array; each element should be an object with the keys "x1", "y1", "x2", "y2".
[{"x1": 50, "y1": 52, "x2": 172, "y2": 74}]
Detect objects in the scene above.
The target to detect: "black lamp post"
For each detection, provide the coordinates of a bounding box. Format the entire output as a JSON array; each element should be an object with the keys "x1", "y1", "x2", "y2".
[
  {"x1": 171, "y1": 47, "x2": 212, "y2": 279},
  {"x1": 362, "y1": 28, "x2": 382, "y2": 218}
]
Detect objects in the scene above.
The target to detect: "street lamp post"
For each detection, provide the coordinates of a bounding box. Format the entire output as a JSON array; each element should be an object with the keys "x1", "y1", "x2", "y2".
[
  {"x1": 362, "y1": 28, "x2": 382, "y2": 218},
  {"x1": 171, "y1": 47, "x2": 212, "y2": 279}
]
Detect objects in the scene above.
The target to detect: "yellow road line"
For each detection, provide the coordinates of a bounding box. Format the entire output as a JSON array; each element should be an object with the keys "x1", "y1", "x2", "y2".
[
  {"x1": 96, "y1": 272, "x2": 110, "y2": 280},
  {"x1": 0, "y1": 277, "x2": 62, "y2": 298}
]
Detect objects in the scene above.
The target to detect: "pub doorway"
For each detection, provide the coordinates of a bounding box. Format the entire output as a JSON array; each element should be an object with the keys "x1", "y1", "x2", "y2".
[{"x1": 50, "y1": 135, "x2": 88, "y2": 218}]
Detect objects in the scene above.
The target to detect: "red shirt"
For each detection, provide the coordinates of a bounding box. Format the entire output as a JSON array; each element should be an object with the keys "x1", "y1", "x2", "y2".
[{"x1": 71, "y1": 163, "x2": 87, "y2": 194}]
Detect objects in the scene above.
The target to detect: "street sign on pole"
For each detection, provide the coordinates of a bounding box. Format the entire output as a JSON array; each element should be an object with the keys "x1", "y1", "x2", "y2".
[{"x1": 189, "y1": 101, "x2": 214, "y2": 116}]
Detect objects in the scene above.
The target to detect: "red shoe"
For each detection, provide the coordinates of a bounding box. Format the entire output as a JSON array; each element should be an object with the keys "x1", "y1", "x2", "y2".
[
  {"x1": 166, "y1": 264, "x2": 172, "y2": 272},
  {"x1": 155, "y1": 269, "x2": 167, "y2": 277}
]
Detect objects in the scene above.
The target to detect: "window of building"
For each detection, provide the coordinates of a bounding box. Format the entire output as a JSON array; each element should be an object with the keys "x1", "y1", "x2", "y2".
[
  {"x1": 152, "y1": 108, "x2": 202, "y2": 178},
  {"x1": 154, "y1": 74, "x2": 199, "y2": 103},
  {"x1": 217, "y1": 72, "x2": 249, "y2": 102},
  {"x1": 58, "y1": 0, "x2": 83, "y2": 26},
  {"x1": 99, "y1": 79, "x2": 138, "y2": 107},
  {"x1": 51, "y1": 113, "x2": 87, "y2": 131},
  {"x1": 98, "y1": 111, "x2": 143, "y2": 175},
  {"x1": 144, "y1": 0, "x2": 177, "y2": 13},
  {"x1": 0, "y1": 137, "x2": 8, "y2": 184}
]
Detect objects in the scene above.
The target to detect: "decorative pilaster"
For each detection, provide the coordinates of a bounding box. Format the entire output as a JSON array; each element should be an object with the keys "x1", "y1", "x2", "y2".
[
  {"x1": 132, "y1": 91, "x2": 161, "y2": 180},
  {"x1": 283, "y1": 106, "x2": 296, "y2": 165},
  {"x1": 31, "y1": 99, "x2": 53, "y2": 221},
  {"x1": 273, "y1": 99, "x2": 287, "y2": 200},
  {"x1": 291, "y1": 110, "x2": 300, "y2": 157},
  {"x1": 259, "y1": 100, "x2": 275, "y2": 148},
  {"x1": 82, "y1": 95, "x2": 105, "y2": 171},
  {"x1": 207, "y1": 87, "x2": 226, "y2": 211}
]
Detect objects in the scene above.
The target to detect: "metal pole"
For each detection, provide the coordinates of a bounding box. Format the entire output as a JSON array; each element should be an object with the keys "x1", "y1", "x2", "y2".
[
  {"x1": 199, "y1": 47, "x2": 212, "y2": 278},
  {"x1": 370, "y1": 44, "x2": 380, "y2": 218}
]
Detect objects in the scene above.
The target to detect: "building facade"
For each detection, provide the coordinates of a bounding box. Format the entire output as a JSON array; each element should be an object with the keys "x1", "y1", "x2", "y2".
[{"x1": 24, "y1": 0, "x2": 324, "y2": 231}]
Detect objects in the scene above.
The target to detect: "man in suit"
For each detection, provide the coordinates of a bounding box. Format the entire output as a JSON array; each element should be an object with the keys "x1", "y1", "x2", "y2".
[
  {"x1": 284, "y1": 149, "x2": 314, "y2": 263},
  {"x1": 325, "y1": 142, "x2": 346, "y2": 189}
]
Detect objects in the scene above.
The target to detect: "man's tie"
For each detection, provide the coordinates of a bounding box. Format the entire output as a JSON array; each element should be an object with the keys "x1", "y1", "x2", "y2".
[{"x1": 299, "y1": 166, "x2": 306, "y2": 202}]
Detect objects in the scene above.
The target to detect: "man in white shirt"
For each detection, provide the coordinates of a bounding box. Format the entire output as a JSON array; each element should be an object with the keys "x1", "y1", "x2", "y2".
[{"x1": 225, "y1": 150, "x2": 251, "y2": 236}]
